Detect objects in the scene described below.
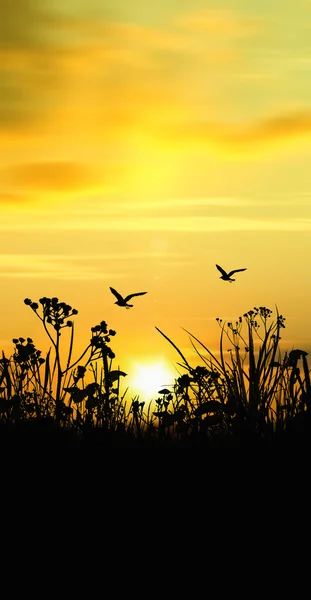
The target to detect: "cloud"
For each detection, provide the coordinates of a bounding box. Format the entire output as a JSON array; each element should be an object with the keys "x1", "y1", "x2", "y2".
[
  {"x1": 0, "y1": 253, "x2": 123, "y2": 280},
  {"x1": 162, "y1": 111, "x2": 311, "y2": 152},
  {"x1": 0, "y1": 192, "x2": 29, "y2": 205},
  {"x1": 2, "y1": 161, "x2": 99, "y2": 191},
  {"x1": 57, "y1": 197, "x2": 252, "y2": 214},
  {"x1": 1, "y1": 214, "x2": 311, "y2": 233},
  {"x1": 176, "y1": 8, "x2": 258, "y2": 37},
  {"x1": 0, "y1": 4, "x2": 242, "y2": 133},
  {"x1": 252, "y1": 112, "x2": 311, "y2": 141},
  {"x1": 1, "y1": 2, "x2": 309, "y2": 162},
  {"x1": 0, "y1": 251, "x2": 185, "y2": 280},
  {"x1": 0, "y1": 1, "x2": 68, "y2": 127},
  {"x1": 0, "y1": 1, "x2": 52, "y2": 51}
]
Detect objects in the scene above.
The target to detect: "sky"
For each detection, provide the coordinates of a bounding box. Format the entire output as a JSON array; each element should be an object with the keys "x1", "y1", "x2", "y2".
[{"x1": 1, "y1": 0, "x2": 311, "y2": 399}]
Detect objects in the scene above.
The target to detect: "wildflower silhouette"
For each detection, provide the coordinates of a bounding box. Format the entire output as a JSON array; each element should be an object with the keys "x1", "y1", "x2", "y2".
[
  {"x1": 1, "y1": 296, "x2": 311, "y2": 448},
  {"x1": 216, "y1": 264, "x2": 247, "y2": 282},
  {"x1": 109, "y1": 287, "x2": 147, "y2": 309}
]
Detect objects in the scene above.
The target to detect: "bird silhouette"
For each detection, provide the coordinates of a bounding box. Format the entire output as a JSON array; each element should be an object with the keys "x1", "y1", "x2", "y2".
[
  {"x1": 110, "y1": 287, "x2": 147, "y2": 308},
  {"x1": 216, "y1": 264, "x2": 247, "y2": 282}
]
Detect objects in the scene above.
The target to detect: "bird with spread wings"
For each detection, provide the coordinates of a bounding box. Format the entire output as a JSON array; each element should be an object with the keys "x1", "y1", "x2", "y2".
[
  {"x1": 216, "y1": 264, "x2": 247, "y2": 282},
  {"x1": 110, "y1": 287, "x2": 148, "y2": 308}
]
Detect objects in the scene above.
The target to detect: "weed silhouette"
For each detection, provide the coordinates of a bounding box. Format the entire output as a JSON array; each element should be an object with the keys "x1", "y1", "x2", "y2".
[{"x1": 0, "y1": 298, "x2": 310, "y2": 449}]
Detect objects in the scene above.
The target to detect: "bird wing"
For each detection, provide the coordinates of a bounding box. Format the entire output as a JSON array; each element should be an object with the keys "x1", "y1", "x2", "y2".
[
  {"x1": 124, "y1": 292, "x2": 148, "y2": 302},
  {"x1": 216, "y1": 264, "x2": 228, "y2": 277},
  {"x1": 110, "y1": 287, "x2": 124, "y2": 301},
  {"x1": 228, "y1": 268, "x2": 247, "y2": 277}
]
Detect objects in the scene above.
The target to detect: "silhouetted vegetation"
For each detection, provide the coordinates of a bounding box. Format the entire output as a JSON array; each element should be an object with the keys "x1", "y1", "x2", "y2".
[{"x1": 0, "y1": 297, "x2": 310, "y2": 449}]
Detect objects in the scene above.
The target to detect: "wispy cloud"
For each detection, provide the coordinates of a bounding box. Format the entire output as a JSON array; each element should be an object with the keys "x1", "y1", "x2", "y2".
[
  {"x1": 4, "y1": 196, "x2": 250, "y2": 212},
  {"x1": 1, "y1": 216, "x2": 311, "y2": 233},
  {"x1": 2, "y1": 161, "x2": 100, "y2": 191},
  {"x1": 0, "y1": 251, "x2": 186, "y2": 280},
  {"x1": 162, "y1": 111, "x2": 311, "y2": 152},
  {"x1": 0, "y1": 1, "x2": 70, "y2": 129},
  {"x1": 1, "y1": 0, "x2": 310, "y2": 173},
  {"x1": 0, "y1": 254, "x2": 119, "y2": 280},
  {"x1": 176, "y1": 8, "x2": 259, "y2": 36},
  {"x1": 0, "y1": 193, "x2": 30, "y2": 205}
]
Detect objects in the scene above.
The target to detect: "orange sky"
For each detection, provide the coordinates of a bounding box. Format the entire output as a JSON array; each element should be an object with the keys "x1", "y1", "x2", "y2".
[{"x1": 1, "y1": 0, "x2": 311, "y2": 399}]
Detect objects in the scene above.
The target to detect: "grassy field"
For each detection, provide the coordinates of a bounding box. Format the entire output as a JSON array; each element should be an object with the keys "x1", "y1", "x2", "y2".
[{"x1": 0, "y1": 296, "x2": 310, "y2": 449}]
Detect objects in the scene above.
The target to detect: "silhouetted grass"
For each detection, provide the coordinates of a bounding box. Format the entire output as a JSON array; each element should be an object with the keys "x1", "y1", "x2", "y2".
[{"x1": 0, "y1": 297, "x2": 310, "y2": 449}]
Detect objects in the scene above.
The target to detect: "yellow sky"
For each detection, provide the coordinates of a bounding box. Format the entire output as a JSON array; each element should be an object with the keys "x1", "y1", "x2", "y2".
[{"x1": 1, "y1": 0, "x2": 311, "y2": 398}]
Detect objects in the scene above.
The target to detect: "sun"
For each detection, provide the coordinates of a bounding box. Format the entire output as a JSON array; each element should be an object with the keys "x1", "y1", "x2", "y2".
[{"x1": 129, "y1": 360, "x2": 176, "y2": 400}]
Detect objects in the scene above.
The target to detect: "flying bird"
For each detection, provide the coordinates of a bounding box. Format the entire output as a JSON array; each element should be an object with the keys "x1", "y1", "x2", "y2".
[
  {"x1": 216, "y1": 264, "x2": 247, "y2": 283},
  {"x1": 110, "y1": 287, "x2": 147, "y2": 308}
]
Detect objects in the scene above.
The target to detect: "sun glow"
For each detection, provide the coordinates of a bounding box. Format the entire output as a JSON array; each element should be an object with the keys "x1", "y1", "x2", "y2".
[{"x1": 129, "y1": 360, "x2": 176, "y2": 400}]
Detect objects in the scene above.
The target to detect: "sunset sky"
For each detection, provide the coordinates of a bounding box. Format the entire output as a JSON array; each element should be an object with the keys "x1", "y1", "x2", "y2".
[{"x1": 1, "y1": 0, "x2": 311, "y2": 399}]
